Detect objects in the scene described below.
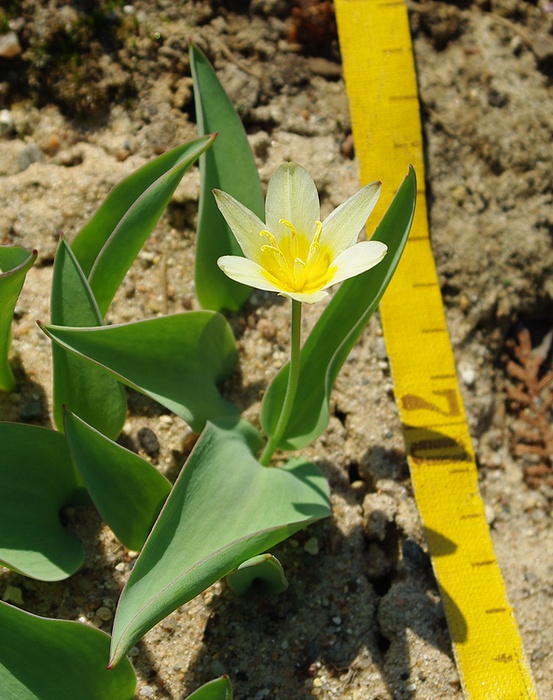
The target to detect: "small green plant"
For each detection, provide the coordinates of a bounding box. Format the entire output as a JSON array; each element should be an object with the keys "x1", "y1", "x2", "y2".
[{"x1": 0, "y1": 44, "x2": 415, "y2": 698}]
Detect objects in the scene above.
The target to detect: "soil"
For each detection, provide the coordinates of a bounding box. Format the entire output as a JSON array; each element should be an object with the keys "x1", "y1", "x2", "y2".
[{"x1": 1, "y1": 1, "x2": 552, "y2": 699}]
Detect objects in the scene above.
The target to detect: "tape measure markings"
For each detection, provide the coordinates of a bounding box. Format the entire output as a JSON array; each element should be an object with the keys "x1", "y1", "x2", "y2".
[{"x1": 334, "y1": 0, "x2": 539, "y2": 697}]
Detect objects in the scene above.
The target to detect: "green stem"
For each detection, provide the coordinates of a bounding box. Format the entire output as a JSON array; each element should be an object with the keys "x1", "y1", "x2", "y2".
[{"x1": 259, "y1": 299, "x2": 302, "y2": 466}]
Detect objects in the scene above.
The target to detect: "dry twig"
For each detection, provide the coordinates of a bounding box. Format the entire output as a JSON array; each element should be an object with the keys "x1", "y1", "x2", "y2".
[{"x1": 505, "y1": 327, "x2": 553, "y2": 488}]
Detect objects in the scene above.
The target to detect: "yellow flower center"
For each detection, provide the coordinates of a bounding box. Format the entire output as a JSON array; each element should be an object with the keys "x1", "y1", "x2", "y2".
[{"x1": 258, "y1": 219, "x2": 337, "y2": 294}]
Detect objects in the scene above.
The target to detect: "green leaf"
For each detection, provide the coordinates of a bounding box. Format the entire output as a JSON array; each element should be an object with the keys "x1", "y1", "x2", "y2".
[
  {"x1": 109, "y1": 419, "x2": 330, "y2": 666},
  {"x1": 261, "y1": 166, "x2": 417, "y2": 450},
  {"x1": 186, "y1": 677, "x2": 233, "y2": 700},
  {"x1": 63, "y1": 410, "x2": 171, "y2": 552},
  {"x1": 190, "y1": 43, "x2": 264, "y2": 311},
  {"x1": 50, "y1": 239, "x2": 127, "y2": 437},
  {"x1": 0, "y1": 246, "x2": 37, "y2": 392},
  {"x1": 70, "y1": 135, "x2": 216, "y2": 317},
  {"x1": 65, "y1": 411, "x2": 171, "y2": 551},
  {"x1": 0, "y1": 423, "x2": 85, "y2": 581},
  {"x1": 0, "y1": 602, "x2": 136, "y2": 700},
  {"x1": 40, "y1": 312, "x2": 239, "y2": 433},
  {"x1": 226, "y1": 553, "x2": 288, "y2": 596}
]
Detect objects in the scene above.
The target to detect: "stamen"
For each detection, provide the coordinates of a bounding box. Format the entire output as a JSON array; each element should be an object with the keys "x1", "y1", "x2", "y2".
[
  {"x1": 293, "y1": 257, "x2": 306, "y2": 286},
  {"x1": 279, "y1": 219, "x2": 298, "y2": 237},
  {"x1": 259, "y1": 229, "x2": 277, "y2": 247},
  {"x1": 313, "y1": 220, "x2": 323, "y2": 244},
  {"x1": 308, "y1": 221, "x2": 324, "y2": 261},
  {"x1": 310, "y1": 221, "x2": 323, "y2": 252},
  {"x1": 258, "y1": 219, "x2": 331, "y2": 293},
  {"x1": 279, "y1": 219, "x2": 303, "y2": 261},
  {"x1": 260, "y1": 244, "x2": 283, "y2": 256}
]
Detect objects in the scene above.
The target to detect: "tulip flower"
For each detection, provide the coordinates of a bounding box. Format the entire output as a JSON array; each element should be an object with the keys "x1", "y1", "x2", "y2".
[
  {"x1": 213, "y1": 162, "x2": 387, "y2": 304},
  {"x1": 213, "y1": 162, "x2": 388, "y2": 464}
]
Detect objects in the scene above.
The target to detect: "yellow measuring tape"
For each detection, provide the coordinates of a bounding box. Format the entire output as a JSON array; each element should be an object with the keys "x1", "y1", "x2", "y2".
[{"x1": 334, "y1": 1, "x2": 539, "y2": 697}]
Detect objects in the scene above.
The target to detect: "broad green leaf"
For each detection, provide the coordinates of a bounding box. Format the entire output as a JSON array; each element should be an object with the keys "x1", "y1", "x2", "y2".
[
  {"x1": 261, "y1": 166, "x2": 417, "y2": 450},
  {"x1": 50, "y1": 239, "x2": 127, "y2": 437},
  {"x1": 0, "y1": 246, "x2": 37, "y2": 391},
  {"x1": 64, "y1": 410, "x2": 171, "y2": 552},
  {"x1": 70, "y1": 135, "x2": 216, "y2": 316},
  {"x1": 109, "y1": 419, "x2": 330, "y2": 666},
  {"x1": 0, "y1": 602, "x2": 136, "y2": 700},
  {"x1": 226, "y1": 553, "x2": 288, "y2": 596},
  {"x1": 0, "y1": 423, "x2": 85, "y2": 581},
  {"x1": 190, "y1": 43, "x2": 264, "y2": 312},
  {"x1": 40, "y1": 312, "x2": 238, "y2": 433},
  {"x1": 186, "y1": 676, "x2": 233, "y2": 700}
]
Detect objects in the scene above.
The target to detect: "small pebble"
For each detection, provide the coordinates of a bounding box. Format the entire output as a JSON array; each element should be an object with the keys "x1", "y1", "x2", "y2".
[
  {"x1": 20, "y1": 397, "x2": 44, "y2": 421},
  {"x1": 307, "y1": 56, "x2": 342, "y2": 79},
  {"x1": 139, "y1": 686, "x2": 155, "y2": 697},
  {"x1": 0, "y1": 31, "x2": 22, "y2": 58},
  {"x1": 460, "y1": 365, "x2": 476, "y2": 387},
  {"x1": 2, "y1": 584, "x2": 24, "y2": 605},
  {"x1": 374, "y1": 336, "x2": 388, "y2": 360},
  {"x1": 350, "y1": 479, "x2": 366, "y2": 496},
  {"x1": 209, "y1": 660, "x2": 227, "y2": 677},
  {"x1": 257, "y1": 318, "x2": 276, "y2": 340},
  {"x1": 484, "y1": 503, "x2": 496, "y2": 525},
  {"x1": 95, "y1": 606, "x2": 112, "y2": 621},
  {"x1": 523, "y1": 495, "x2": 541, "y2": 512},
  {"x1": 18, "y1": 144, "x2": 44, "y2": 172},
  {"x1": 0, "y1": 109, "x2": 15, "y2": 137},
  {"x1": 402, "y1": 539, "x2": 429, "y2": 569},
  {"x1": 137, "y1": 426, "x2": 160, "y2": 458},
  {"x1": 459, "y1": 293, "x2": 471, "y2": 312}
]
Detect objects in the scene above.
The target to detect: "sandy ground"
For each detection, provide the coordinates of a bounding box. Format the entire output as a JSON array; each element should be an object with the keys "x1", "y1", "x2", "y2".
[{"x1": 0, "y1": 1, "x2": 552, "y2": 698}]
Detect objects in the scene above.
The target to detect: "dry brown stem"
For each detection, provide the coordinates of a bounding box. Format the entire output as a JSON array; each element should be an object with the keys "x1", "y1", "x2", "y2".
[{"x1": 505, "y1": 327, "x2": 553, "y2": 488}]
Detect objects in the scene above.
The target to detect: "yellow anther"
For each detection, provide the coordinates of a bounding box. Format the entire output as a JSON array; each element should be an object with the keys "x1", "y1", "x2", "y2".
[
  {"x1": 279, "y1": 219, "x2": 298, "y2": 237},
  {"x1": 259, "y1": 229, "x2": 277, "y2": 247},
  {"x1": 261, "y1": 244, "x2": 284, "y2": 258},
  {"x1": 257, "y1": 218, "x2": 335, "y2": 294},
  {"x1": 313, "y1": 220, "x2": 323, "y2": 243},
  {"x1": 308, "y1": 221, "x2": 323, "y2": 259}
]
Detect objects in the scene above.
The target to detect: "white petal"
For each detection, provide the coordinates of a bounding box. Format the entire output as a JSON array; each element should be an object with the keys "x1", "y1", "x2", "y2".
[
  {"x1": 321, "y1": 181, "x2": 381, "y2": 255},
  {"x1": 282, "y1": 289, "x2": 329, "y2": 304},
  {"x1": 265, "y1": 162, "x2": 320, "y2": 240},
  {"x1": 213, "y1": 190, "x2": 266, "y2": 262},
  {"x1": 323, "y1": 240, "x2": 387, "y2": 288},
  {"x1": 217, "y1": 255, "x2": 285, "y2": 294}
]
